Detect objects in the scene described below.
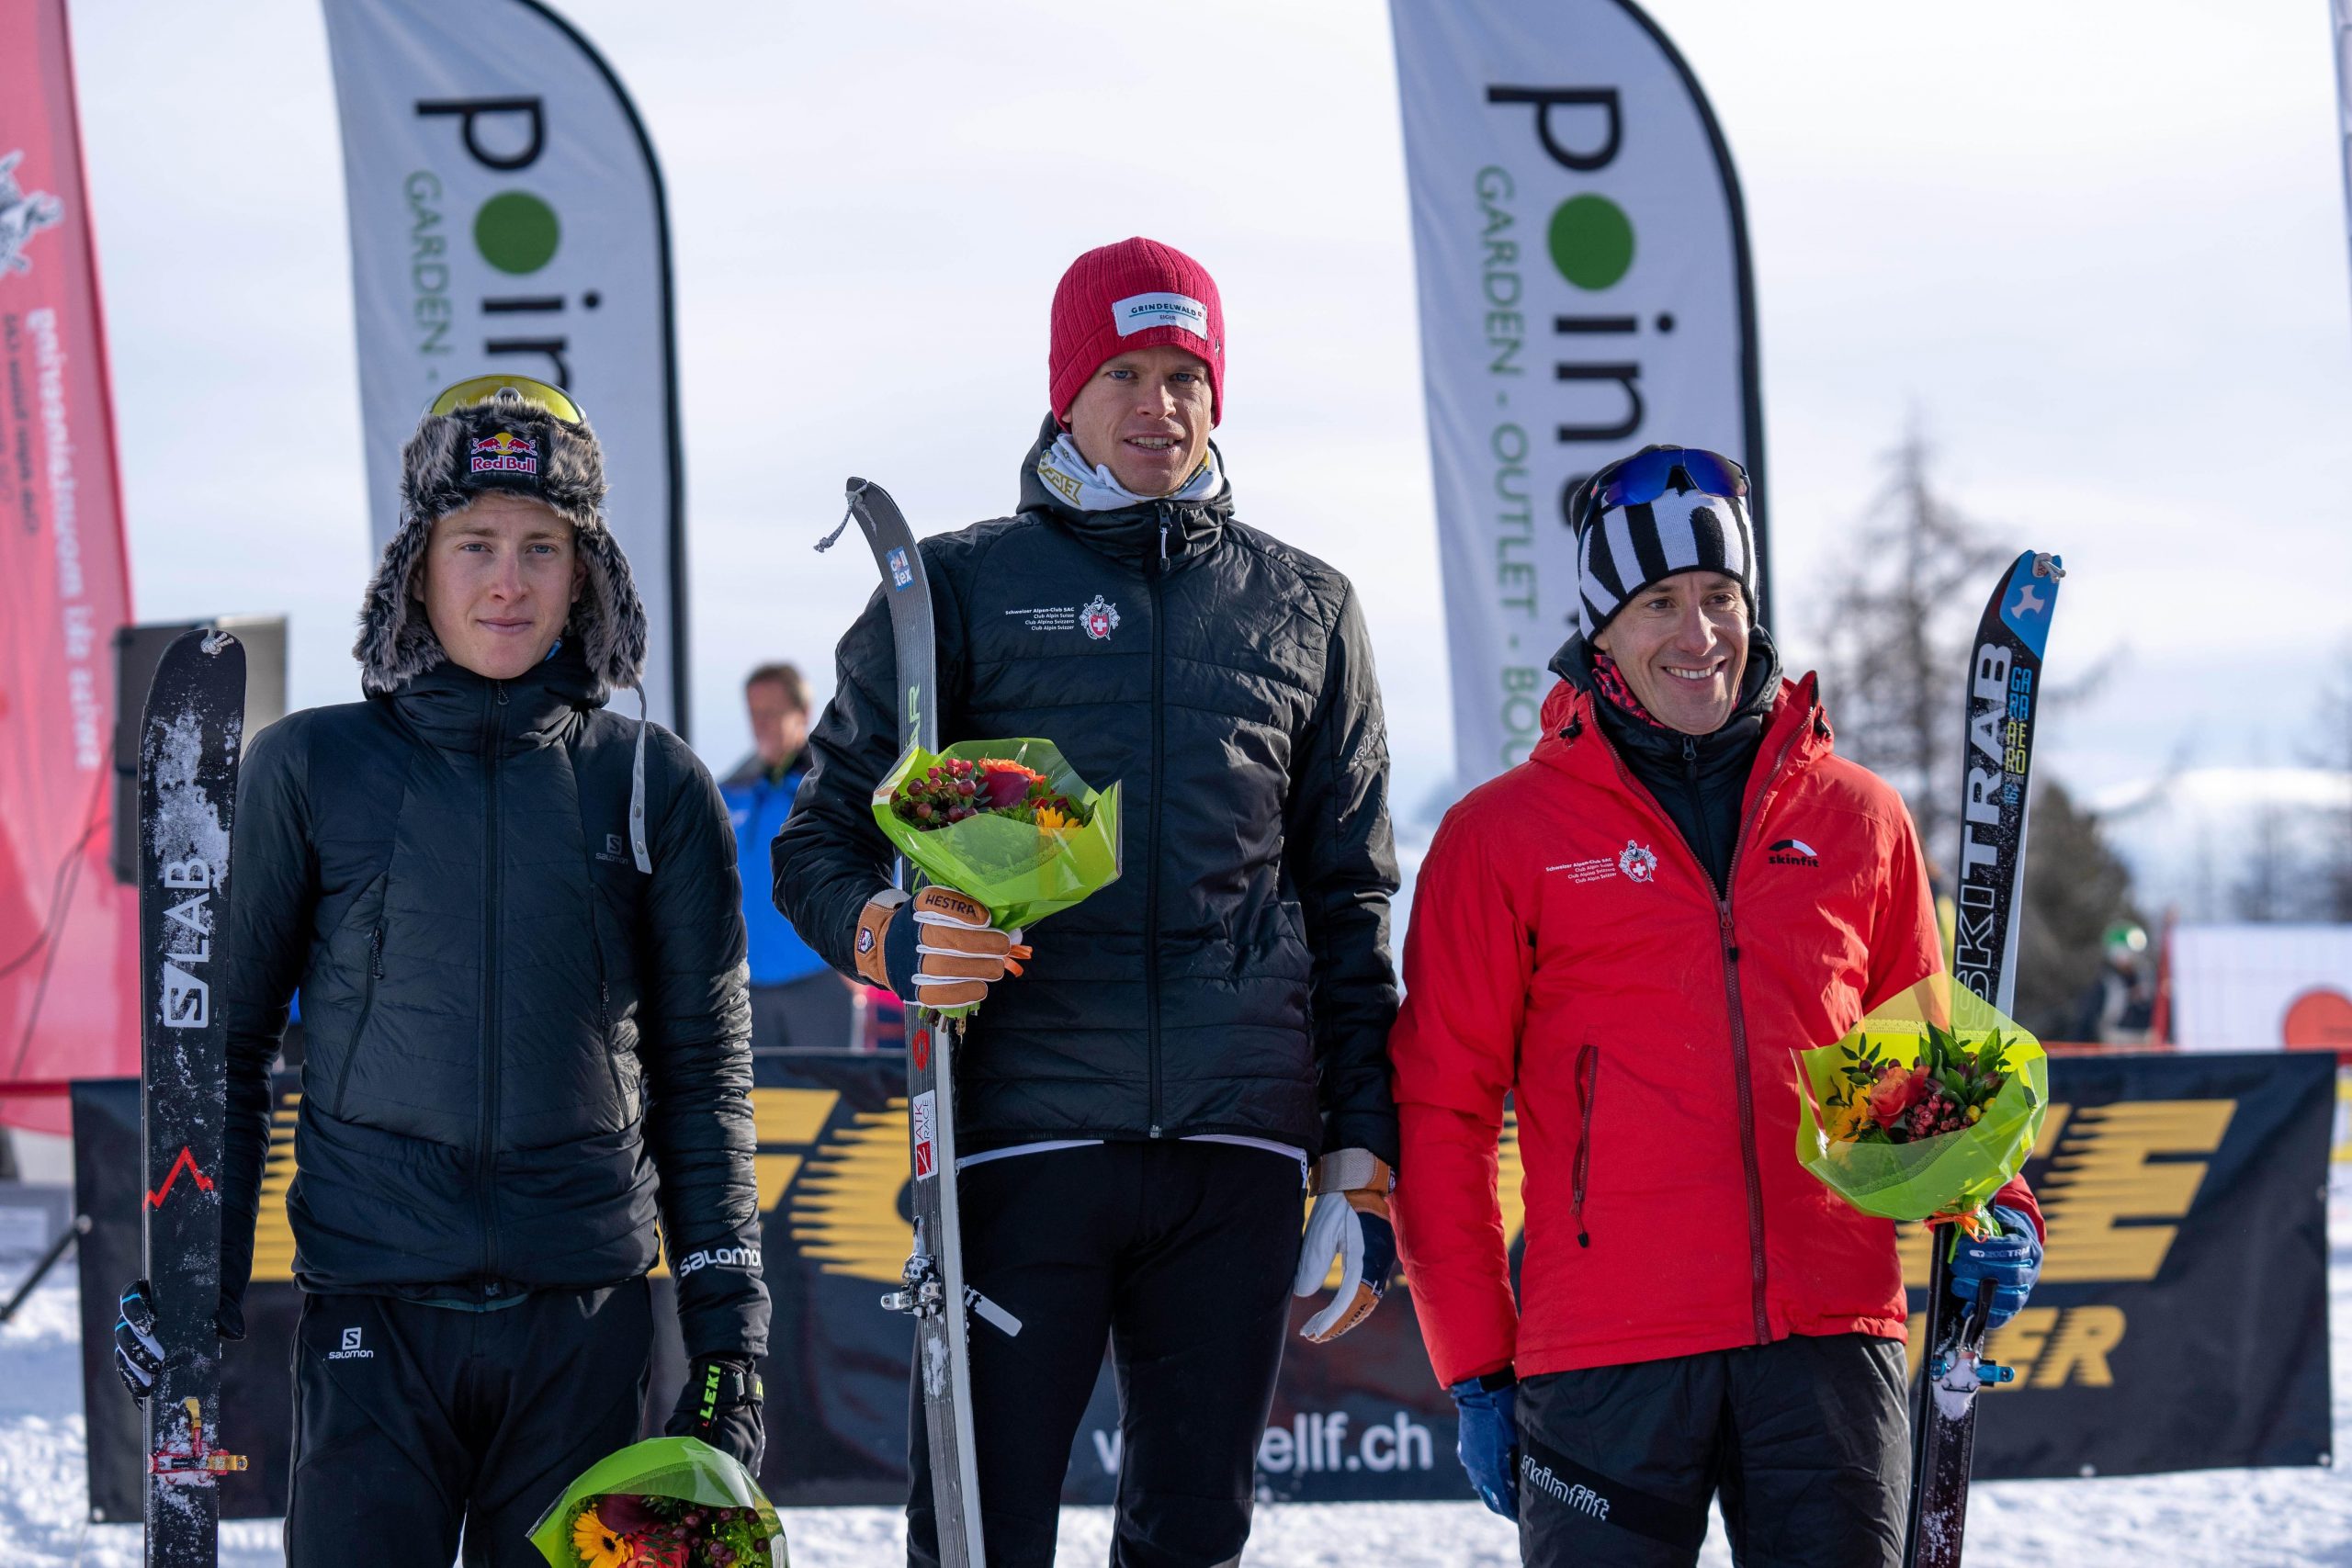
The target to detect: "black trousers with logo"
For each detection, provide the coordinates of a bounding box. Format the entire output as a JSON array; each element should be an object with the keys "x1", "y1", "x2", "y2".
[
  {"x1": 1516, "y1": 1332, "x2": 1909, "y2": 1568},
  {"x1": 906, "y1": 1140, "x2": 1304, "y2": 1568},
  {"x1": 282, "y1": 1279, "x2": 653, "y2": 1568}
]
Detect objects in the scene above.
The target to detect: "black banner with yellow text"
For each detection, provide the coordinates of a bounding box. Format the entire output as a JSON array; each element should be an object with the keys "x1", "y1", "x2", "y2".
[{"x1": 74, "y1": 1048, "x2": 2332, "y2": 1517}]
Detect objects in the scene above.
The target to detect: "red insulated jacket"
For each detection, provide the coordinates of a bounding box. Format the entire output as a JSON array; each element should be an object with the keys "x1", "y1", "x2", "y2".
[{"x1": 1390, "y1": 674, "x2": 2041, "y2": 1386}]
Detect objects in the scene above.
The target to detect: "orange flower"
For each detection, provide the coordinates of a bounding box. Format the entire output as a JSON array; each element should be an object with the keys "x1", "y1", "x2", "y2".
[{"x1": 1866, "y1": 1064, "x2": 1930, "y2": 1128}]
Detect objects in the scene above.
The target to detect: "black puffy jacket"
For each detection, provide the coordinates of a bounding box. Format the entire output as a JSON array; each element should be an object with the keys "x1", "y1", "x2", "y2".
[
  {"x1": 217, "y1": 644, "x2": 767, "y2": 1358},
  {"x1": 774, "y1": 423, "x2": 1401, "y2": 1163}
]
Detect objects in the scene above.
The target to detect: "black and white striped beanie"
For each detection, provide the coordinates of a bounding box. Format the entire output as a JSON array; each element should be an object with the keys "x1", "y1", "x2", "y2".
[{"x1": 1571, "y1": 447, "x2": 1758, "y2": 638}]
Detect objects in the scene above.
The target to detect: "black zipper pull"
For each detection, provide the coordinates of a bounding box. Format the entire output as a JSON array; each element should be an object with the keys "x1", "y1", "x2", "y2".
[{"x1": 1681, "y1": 734, "x2": 1699, "y2": 780}]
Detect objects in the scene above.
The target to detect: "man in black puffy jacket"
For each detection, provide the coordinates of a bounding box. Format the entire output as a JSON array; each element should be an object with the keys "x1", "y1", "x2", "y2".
[
  {"x1": 773, "y1": 238, "x2": 1401, "y2": 1567},
  {"x1": 113, "y1": 377, "x2": 769, "y2": 1566}
]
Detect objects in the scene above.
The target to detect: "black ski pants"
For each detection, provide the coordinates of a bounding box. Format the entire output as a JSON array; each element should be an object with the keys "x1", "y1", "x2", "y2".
[
  {"x1": 906, "y1": 1140, "x2": 1303, "y2": 1568},
  {"x1": 282, "y1": 1279, "x2": 652, "y2": 1568},
  {"x1": 1516, "y1": 1332, "x2": 1908, "y2": 1568}
]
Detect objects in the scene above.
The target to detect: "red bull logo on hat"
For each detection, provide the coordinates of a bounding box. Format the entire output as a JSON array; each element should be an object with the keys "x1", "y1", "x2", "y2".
[{"x1": 469, "y1": 430, "x2": 539, "y2": 477}]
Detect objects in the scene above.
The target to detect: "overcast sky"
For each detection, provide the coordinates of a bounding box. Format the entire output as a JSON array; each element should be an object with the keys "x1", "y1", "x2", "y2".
[{"x1": 63, "y1": 0, "x2": 2352, "y2": 840}]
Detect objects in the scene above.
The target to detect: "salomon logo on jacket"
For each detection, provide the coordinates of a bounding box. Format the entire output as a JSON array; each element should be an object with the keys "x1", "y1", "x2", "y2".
[{"x1": 677, "y1": 1245, "x2": 762, "y2": 1278}]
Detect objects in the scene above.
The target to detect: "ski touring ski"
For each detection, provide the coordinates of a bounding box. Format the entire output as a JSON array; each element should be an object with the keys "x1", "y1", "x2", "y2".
[
  {"x1": 1902, "y1": 550, "x2": 2064, "y2": 1567},
  {"x1": 138, "y1": 626, "x2": 250, "y2": 1565},
  {"x1": 823, "y1": 478, "x2": 989, "y2": 1568}
]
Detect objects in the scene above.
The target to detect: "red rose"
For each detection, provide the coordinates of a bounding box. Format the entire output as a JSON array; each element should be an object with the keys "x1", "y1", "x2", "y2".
[
  {"x1": 978, "y1": 761, "x2": 1046, "y2": 810},
  {"x1": 1867, "y1": 1064, "x2": 1930, "y2": 1127},
  {"x1": 595, "y1": 1493, "x2": 662, "y2": 1535}
]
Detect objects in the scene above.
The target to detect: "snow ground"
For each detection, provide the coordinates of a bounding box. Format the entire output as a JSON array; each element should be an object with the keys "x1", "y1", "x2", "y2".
[{"x1": 9, "y1": 1178, "x2": 2347, "y2": 1567}]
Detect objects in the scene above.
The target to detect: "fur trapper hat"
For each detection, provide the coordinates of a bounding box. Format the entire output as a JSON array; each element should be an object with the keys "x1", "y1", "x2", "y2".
[{"x1": 353, "y1": 386, "x2": 649, "y2": 696}]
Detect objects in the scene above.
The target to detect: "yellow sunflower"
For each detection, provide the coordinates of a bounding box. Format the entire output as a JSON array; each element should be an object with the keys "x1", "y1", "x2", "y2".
[
  {"x1": 571, "y1": 1506, "x2": 630, "y2": 1568},
  {"x1": 1035, "y1": 804, "x2": 1071, "y2": 836},
  {"x1": 1826, "y1": 1095, "x2": 1871, "y2": 1143}
]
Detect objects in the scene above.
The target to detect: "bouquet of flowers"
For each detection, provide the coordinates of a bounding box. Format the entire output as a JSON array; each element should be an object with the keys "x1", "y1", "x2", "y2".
[
  {"x1": 528, "y1": 1438, "x2": 785, "y2": 1568},
  {"x1": 870, "y1": 738, "x2": 1122, "y2": 933},
  {"x1": 1793, "y1": 974, "x2": 2048, "y2": 1237}
]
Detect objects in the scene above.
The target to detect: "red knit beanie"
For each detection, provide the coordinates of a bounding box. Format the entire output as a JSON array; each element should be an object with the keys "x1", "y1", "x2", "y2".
[{"x1": 1048, "y1": 237, "x2": 1225, "y2": 426}]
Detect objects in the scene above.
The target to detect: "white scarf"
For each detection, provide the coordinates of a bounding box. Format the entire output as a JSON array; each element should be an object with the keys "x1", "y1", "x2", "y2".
[{"x1": 1035, "y1": 433, "x2": 1222, "y2": 513}]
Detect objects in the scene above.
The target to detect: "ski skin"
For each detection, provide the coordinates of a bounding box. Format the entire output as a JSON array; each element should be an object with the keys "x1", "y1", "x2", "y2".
[
  {"x1": 139, "y1": 627, "x2": 249, "y2": 1566},
  {"x1": 1902, "y1": 551, "x2": 2064, "y2": 1568},
  {"x1": 837, "y1": 479, "x2": 989, "y2": 1568}
]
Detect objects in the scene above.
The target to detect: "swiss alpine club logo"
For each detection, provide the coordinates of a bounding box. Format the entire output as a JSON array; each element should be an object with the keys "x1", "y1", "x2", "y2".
[
  {"x1": 1617, "y1": 840, "x2": 1657, "y2": 884},
  {"x1": 910, "y1": 1089, "x2": 938, "y2": 1181},
  {"x1": 1767, "y1": 838, "x2": 1821, "y2": 868},
  {"x1": 0, "y1": 152, "x2": 64, "y2": 278},
  {"x1": 469, "y1": 430, "x2": 538, "y2": 476},
  {"x1": 1082, "y1": 595, "x2": 1120, "y2": 640}
]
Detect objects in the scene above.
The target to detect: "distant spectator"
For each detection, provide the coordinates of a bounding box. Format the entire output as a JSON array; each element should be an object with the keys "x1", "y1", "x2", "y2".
[
  {"x1": 723, "y1": 663, "x2": 851, "y2": 1052},
  {"x1": 2075, "y1": 919, "x2": 2153, "y2": 1044}
]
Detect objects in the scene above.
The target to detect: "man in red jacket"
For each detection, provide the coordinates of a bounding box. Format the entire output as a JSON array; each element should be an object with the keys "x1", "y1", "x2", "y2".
[{"x1": 1389, "y1": 446, "x2": 2043, "y2": 1566}]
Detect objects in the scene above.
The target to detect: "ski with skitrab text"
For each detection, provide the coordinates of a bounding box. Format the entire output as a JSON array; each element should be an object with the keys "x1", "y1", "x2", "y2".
[
  {"x1": 821, "y1": 479, "x2": 989, "y2": 1568},
  {"x1": 1902, "y1": 551, "x2": 2064, "y2": 1567},
  {"x1": 138, "y1": 628, "x2": 251, "y2": 1565}
]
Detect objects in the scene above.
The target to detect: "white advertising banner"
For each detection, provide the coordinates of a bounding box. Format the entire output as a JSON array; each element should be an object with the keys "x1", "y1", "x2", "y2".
[
  {"x1": 322, "y1": 0, "x2": 688, "y2": 731},
  {"x1": 2334, "y1": 0, "x2": 2352, "y2": 333},
  {"x1": 1389, "y1": 0, "x2": 1765, "y2": 786},
  {"x1": 2170, "y1": 924, "x2": 2352, "y2": 1052}
]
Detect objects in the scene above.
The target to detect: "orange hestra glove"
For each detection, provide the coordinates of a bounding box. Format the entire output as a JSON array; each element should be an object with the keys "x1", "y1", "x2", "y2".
[{"x1": 853, "y1": 886, "x2": 1029, "y2": 1012}]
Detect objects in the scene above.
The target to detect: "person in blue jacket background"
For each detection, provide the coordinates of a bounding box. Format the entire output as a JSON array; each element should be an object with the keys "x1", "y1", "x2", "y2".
[{"x1": 722, "y1": 662, "x2": 853, "y2": 1052}]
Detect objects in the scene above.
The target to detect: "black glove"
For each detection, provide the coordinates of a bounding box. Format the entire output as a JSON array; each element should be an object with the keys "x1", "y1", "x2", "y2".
[
  {"x1": 665, "y1": 1353, "x2": 765, "y2": 1469},
  {"x1": 113, "y1": 1280, "x2": 246, "y2": 1404}
]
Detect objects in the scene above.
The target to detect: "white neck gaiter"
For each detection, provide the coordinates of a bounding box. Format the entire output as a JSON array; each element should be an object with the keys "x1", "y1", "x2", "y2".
[{"x1": 1035, "y1": 432, "x2": 1222, "y2": 513}]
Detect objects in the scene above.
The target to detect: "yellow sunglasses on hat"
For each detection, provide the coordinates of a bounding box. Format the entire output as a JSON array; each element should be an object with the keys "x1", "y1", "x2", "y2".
[{"x1": 424, "y1": 373, "x2": 587, "y2": 425}]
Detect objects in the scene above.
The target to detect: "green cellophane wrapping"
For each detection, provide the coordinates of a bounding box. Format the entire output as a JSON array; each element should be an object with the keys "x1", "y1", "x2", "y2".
[
  {"x1": 1792, "y1": 974, "x2": 2049, "y2": 1225},
  {"x1": 527, "y1": 1436, "x2": 785, "y2": 1565},
  {"x1": 870, "y1": 739, "x2": 1123, "y2": 932}
]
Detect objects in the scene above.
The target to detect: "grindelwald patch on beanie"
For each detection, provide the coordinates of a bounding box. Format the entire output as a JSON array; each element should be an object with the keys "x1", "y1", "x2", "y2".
[{"x1": 1114, "y1": 291, "x2": 1210, "y2": 339}]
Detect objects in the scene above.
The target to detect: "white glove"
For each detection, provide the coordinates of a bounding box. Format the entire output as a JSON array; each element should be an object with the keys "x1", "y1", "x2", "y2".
[{"x1": 1292, "y1": 1150, "x2": 1396, "y2": 1343}]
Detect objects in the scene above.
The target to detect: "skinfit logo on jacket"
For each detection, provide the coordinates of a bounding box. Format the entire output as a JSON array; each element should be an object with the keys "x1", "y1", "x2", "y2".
[
  {"x1": 676, "y1": 1245, "x2": 762, "y2": 1279},
  {"x1": 1767, "y1": 838, "x2": 1821, "y2": 867}
]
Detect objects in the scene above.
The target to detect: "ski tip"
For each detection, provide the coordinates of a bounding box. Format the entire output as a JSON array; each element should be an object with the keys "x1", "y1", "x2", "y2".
[{"x1": 1996, "y1": 550, "x2": 2062, "y2": 655}]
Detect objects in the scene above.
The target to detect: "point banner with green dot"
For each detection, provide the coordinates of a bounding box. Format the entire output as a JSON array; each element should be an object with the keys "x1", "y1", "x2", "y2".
[
  {"x1": 1389, "y1": 0, "x2": 1768, "y2": 790},
  {"x1": 322, "y1": 0, "x2": 688, "y2": 732}
]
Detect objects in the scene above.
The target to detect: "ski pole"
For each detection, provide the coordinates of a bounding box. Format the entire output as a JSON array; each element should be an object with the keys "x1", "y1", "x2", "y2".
[{"x1": 0, "y1": 1213, "x2": 89, "y2": 1325}]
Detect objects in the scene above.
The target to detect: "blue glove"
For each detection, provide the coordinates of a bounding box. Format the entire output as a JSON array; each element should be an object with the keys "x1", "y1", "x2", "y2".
[
  {"x1": 1444, "y1": 1371, "x2": 1518, "y2": 1520},
  {"x1": 114, "y1": 1278, "x2": 244, "y2": 1404},
  {"x1": 1947, "y1": 1204, "x2": 2041, "y2": 1329}
]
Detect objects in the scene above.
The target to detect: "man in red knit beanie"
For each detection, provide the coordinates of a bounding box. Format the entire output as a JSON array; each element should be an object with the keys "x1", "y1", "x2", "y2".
[{"x1": 776, "y1": 237, "x2": 1401, "y2": 1566}]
